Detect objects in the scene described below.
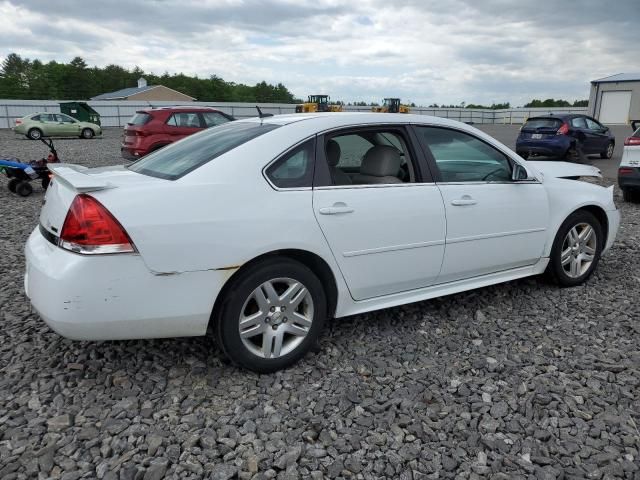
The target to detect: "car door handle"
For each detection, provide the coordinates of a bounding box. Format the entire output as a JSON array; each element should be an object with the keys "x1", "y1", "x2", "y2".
[
  {"x1": 319, "y1": 203, "x2": 354, "y2": 215},
  {"x1": 451, "y1": 196, "x2": 477, "y2": 206}
]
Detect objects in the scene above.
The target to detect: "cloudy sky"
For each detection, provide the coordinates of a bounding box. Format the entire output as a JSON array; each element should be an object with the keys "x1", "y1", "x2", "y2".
[{"x1": 1, "y1": 0, "x2": 638, "y2": 105}]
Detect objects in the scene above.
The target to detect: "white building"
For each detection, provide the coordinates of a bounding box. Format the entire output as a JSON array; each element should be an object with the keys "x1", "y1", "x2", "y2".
[{"x1": 588, "y1": 73, "x2": 640, "y2": 124}]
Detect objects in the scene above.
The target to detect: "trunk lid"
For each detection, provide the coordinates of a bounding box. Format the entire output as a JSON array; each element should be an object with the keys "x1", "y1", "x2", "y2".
[{"x1": 40, "y1": 164, "x2": 164, "y2": 238}]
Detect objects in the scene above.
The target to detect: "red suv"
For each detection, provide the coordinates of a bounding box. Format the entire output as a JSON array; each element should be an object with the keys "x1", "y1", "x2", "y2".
[{"x1": 121, "y1": 106, "x2": 234, "y2": 160}]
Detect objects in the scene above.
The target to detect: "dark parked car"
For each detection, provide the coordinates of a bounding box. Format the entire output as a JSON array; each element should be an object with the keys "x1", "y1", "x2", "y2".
[
  {"x1": 121, "y1": 106, "x2": 234, "y2": 160},
  {"x1": 516, "y1": 114, "x2": 615, "y2": 161}
]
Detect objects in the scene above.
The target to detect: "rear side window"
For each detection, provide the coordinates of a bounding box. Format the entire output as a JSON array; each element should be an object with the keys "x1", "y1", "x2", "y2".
[
  {"x1": 128, "y1": 113, "x2": 151, "y2": 125},
  {"x1": 167, "y1": 112, "x2": 202, "y2": 128},
  {"x1": 522, "y1": 118, "x2": 562, "y2": 130},
  {"x1": 129, "y1": 121, "x2": 280, "y2": 180},
  {"x1": 265, "y1": 138, "x2": 315, "y2": 188}
]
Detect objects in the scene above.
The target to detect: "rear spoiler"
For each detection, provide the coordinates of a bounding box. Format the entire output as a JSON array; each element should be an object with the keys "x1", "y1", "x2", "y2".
[{"x1": 48, "y1": 164, "x2": 114, "y2": 192}]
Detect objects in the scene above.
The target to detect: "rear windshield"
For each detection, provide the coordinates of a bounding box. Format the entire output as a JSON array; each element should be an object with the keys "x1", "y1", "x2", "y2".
[
  {"x1": 522, "y1": 118, "x2": 562, "y2": 130},
  {"x1": 128, "y1": 113, "x2": 152, "y2": 125},
  {"x1": 128, "y1": 121, "x2": 280, "y2": 180}
]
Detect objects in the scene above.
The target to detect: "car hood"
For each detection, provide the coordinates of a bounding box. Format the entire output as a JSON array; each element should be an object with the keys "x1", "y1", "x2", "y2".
[{"x1": 526, "y1": 161, "x2": 601, "y2": 179}]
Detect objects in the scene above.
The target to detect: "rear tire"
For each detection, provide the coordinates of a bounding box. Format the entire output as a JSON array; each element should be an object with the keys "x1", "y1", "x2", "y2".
[
  {"x1": 545, "y1": 210, "x2": 603, "y2": 287},
  {"x1": 27, "y1": 128, "x2": 43, "y2": 140},
  {"x1": 215, "y1": 258, "x2": 326, "y2": 373},
  {"x1": 600, "y1": 141, "x2": 614, "y2": 159},
  {"x1": 8, "y1": 178, "x2": 19, "y2": 193},
  {"x1": 622, "y1": 188, "x2": 640, "y2": 202},
  {"x1": 16, "y1": 181, "x2": 33, "y2": 197},
  {"x1": 81, "y1": 128, "x2": 94, "y2": 139}
]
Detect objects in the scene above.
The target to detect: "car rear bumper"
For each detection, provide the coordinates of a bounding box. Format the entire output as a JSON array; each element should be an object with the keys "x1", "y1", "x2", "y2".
[
  {"x1": 24, "y1": 227, "x2": 225, "y2": 340},
  {"x1": 618, "y1": 167, "x2": 640, "y2": 190},
  {"x1": 516, "y1": 137, "x2": 571, "y2": 157},
  {"x1": 121, "y1": 147, "x2": 146, "y2": 161}
]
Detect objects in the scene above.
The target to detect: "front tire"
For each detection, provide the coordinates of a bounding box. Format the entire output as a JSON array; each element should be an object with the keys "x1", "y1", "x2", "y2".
[
  {"x1": 27, "y1": 128, "x2": 43, "y2": 140},
  {"x1": 600, "y1": 141, "x2": 614, "y2": 159},
  {"x1": 545, "y1": 210, "x2": 603, "y2": 287},
  {"x1": 81, "y1": 128, "x2": 94, "y2": 139},
  {"x1": 215, "y1": 258, "x2": 326, "y2": 372}
]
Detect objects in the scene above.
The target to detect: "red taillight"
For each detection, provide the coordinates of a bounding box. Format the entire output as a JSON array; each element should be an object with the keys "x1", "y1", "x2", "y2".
[
  {"x1": 556, "y1": 123, "x2": 569, "y2": 135},
  {"x1": 15, "y1": 119, "x2": 22, "y2": 125},
  {"x1": 59, "y1": 194, "x2": 135, "y2": 254},
  {"x1": 619, "y1": 167, "x2": 634, "y2": 176},
  {"x1": 624, "y1": 137, "x2": 640, "y2": 146}
]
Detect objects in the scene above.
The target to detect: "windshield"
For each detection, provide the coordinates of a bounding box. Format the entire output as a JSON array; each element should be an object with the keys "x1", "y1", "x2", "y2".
[{"x1": 128, "y1": 121, "x2": 280, "y2": 180}]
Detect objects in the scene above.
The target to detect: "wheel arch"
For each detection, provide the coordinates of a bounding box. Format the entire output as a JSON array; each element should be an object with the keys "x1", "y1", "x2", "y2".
[
  {"x1": 577, "y1": 205, "x2": 609, "y2": 245},
  {"x1": 209, "y1": 249, "x2": 339, "y2": 330}
]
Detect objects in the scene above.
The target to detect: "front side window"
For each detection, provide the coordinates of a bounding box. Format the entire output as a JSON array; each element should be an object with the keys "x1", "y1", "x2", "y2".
[
  {"x1": 129, "y1": 121, "x2": 279, "y2": 180},
  {"x1": 416, "y1": 126, "x2": 512, "y2": 182},
  {"x1": 585, "y1": 118, "x2": 602, "y2": 131},
  {"x1": 202, "y1": 112, "x2": 231, "y2": 128},
  {"x1": 167, "y1": 112, "x2": 202, "y2": 128},
  {"x1": 56, "y1": 114, "x2": 76, "y2": 123},
  {"x1": 324, "y1": 129, "x2": 415, "y2": 186},
  {"x1": 265, "y1": 138, "x2": 315, "y2": 188}
]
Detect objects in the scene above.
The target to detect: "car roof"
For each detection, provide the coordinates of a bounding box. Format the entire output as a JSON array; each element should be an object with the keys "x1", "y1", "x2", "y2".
[
  {"x1": 137, "y1": 106, "x2": 224, "y2": 113},
  {"x1": 236, "y1": 112, "x2": 470, "y2": 128},
  {"x1": 526, "y1": 114, "x2": 587, "y2": 120}
]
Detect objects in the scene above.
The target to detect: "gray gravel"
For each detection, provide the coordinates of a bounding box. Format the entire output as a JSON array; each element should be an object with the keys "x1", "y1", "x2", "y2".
[{"x1": 1, "y1": 128, "x2": 639, "y2": 479}]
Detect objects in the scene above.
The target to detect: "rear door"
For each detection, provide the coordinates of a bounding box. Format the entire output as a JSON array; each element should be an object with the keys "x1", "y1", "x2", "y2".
[
  {"x1": 38, "y1": 113, "x2": 59, "y2": 136},
  {"x1": 312, "y1": 125, "x2": 447, "y2": 300},
  {"x1": 165, "y1": 112, "x2": 204, "y2": 140}
]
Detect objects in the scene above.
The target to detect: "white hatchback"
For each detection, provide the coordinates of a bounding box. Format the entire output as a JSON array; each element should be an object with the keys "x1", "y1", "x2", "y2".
[
  {"x1": 25, "y1": 113, "x2": 620, "y2": 372},
  {"x1": 618, "y1": 123, "x2": 640, "y2": 202}
]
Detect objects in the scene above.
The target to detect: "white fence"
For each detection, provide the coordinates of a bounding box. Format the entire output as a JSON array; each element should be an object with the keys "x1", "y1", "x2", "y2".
[{"x1": 0, "y1": 99, "x2": 588, "y2": 129}]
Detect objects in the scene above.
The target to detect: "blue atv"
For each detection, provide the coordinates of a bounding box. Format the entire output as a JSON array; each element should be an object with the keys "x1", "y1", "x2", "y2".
[{"x1": 0, "y1": 139, "x2": 60, "y2": 196}]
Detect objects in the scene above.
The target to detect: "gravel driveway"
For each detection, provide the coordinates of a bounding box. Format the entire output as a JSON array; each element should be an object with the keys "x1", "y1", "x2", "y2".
[{"x1": 1, "y1": 129, "x2": 639, "y2": 480}]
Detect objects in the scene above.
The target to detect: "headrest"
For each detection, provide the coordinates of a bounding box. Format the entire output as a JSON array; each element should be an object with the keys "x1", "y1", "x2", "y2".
[
  {"x1": 360, "y1": 145, "x2": 402, "y2": 177},
  {"x1": 326, "y1": 140, "x2": 341, "y2": 166}
]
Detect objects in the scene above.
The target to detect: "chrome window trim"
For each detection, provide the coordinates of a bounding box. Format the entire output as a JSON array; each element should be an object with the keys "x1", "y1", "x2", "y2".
[{"x1": 314, "y1": 182, "x2": 437, "y2": 191}]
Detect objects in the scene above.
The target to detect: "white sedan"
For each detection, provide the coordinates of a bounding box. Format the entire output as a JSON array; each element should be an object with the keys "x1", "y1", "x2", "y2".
[{"x1": 25, "y1": 113, "x2": 620, "y2": 372}]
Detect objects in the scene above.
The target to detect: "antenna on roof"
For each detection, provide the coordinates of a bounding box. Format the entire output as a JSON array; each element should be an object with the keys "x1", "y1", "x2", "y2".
[{"x1": 256, "y1": 106, "x2": 273, "y2": 119}]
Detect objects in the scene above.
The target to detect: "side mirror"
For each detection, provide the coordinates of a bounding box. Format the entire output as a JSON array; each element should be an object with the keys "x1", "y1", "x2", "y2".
[{"x1": 512, "y1": 163, "x2": 531, "y2": 181}]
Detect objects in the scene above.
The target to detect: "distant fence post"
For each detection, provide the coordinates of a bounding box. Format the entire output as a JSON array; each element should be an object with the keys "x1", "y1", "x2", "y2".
[{"x1": 116, "y1": 105, "x2": 121, "y2": 127}]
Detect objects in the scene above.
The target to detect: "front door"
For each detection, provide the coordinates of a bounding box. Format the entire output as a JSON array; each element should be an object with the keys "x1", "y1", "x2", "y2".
[
  {"x1": 584, "y1": 117, "x2": 610, "y2": 154},
  {"x1": 313, "y1": 126, "x2": 447, "y2": 300},
  {"x1": 413, "y1": 125, "x2": 549, "y2": 283},
  {"x1": 56, "y1": 114, "x2": 81, "y2": 136}
]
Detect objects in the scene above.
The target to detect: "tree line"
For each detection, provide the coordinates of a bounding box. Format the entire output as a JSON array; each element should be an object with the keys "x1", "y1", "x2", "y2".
[
  {"x1": 0, "y1": 53, "x2": 298, "y2": 103},
  {"x1": 0, "y1": 53, "x2": 590, "y2": 108}
]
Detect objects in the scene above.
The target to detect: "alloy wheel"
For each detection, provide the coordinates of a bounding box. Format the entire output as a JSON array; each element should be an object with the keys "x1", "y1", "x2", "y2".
[
  {"x1": 238, "y1": 277, "x2": 314, "y2": 359},
  {"x1": 560, "y1": 222, "x2": 597, "y2": 278},
  {"x1": 606, "y1": 142, "x2": 614, "y2": 158}
]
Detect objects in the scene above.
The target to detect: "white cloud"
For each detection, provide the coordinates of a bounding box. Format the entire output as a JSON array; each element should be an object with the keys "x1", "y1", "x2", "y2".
[{"x1": 1, "y1": 0, "x2": 637, "y2": 105}]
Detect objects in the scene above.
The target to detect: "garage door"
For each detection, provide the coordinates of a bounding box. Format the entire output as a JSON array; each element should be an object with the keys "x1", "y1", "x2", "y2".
[{"x1": 599, "y1": 90, "x2": 632, "y2": 124}]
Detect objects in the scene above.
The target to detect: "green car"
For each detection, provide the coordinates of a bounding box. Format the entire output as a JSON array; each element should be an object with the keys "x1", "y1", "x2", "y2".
[{"x1": 14, "y1": 112, "x2": 102, "y2": 140}]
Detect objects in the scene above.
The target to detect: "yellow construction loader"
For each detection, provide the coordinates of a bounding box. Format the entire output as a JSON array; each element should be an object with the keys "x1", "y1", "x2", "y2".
[
  {"x1": 372, "y1": 98, "x2": 410, "y2": 114},
  {"x1": 295, "y1": 95, "x2": 343, "y2": 113}
]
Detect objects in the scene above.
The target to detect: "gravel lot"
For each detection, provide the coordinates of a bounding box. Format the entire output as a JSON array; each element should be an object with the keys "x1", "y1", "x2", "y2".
[{"x1": 1, "y1": 128, "x2": 639, "y2": 480}]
